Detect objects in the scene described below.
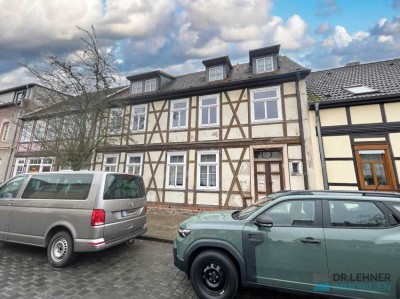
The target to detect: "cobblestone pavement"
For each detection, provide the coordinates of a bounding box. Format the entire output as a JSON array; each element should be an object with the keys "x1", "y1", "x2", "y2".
[{"x1": 0, "y1": 240, "x2": 314, "y2": 299}]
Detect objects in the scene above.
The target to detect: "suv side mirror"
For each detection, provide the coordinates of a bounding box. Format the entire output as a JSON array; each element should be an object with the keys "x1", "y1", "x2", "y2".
[{"x1": 255, "y1": 214, "x2": 273, "y2": 228}]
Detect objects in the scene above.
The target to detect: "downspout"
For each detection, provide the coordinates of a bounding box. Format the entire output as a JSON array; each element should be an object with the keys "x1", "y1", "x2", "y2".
[
  {"x1": 4, "y1": 110, "x2": 21, "y2": 181},
  {"x1": 295, "y1": 72, "x2": 309, "y2": 189},
  {"x1": 315, "y1": 103, "x2": 329, "y2": 190}
]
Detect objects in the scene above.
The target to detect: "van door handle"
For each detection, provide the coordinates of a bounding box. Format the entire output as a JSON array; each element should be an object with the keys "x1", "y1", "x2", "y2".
[
  {"x1": 300, "y1": 237, "x2": 321, "y2": 244},
  {"x1": 8, "y1": 201, "x2": 14, "y2": 206}
]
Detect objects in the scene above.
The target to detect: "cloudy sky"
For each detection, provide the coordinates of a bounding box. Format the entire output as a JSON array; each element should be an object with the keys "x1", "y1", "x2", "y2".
[{"x1": 0, "y1": 0, "x2": 399, "y2": 89}]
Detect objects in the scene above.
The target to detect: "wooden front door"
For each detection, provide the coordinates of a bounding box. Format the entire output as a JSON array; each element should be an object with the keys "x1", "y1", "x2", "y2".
[{"x1": 254, "y1": 160, "x2": 284, "y2": 200}]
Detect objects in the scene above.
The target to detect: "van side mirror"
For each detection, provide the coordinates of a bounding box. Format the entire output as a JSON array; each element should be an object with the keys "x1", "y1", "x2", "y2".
[{"x1": 255, "y1": 214, "x2": 273, "y2": 228}]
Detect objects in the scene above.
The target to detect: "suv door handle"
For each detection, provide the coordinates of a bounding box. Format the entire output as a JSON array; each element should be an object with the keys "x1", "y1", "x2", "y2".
[
  {"x1": 8, "y1": 200, "x2": 14, "y2": 206},
  {"x1": 300, "y1": 237, "x2": 321, "y2": 244}
]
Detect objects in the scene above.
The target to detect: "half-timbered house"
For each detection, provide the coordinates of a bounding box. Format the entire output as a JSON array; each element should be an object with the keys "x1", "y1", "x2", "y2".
[
  {"x1": 13, "y1": 45, "x2": 316, "y2": 209},
  {"x1": 308, "y1": 59, "x2": 400, "y2": 192}
]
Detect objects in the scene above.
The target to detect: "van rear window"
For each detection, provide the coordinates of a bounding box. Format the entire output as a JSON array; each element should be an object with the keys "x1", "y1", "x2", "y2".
[
  {"x1": 21, "y1": 174, "x2": 93, "y2": 200},
  {"x1": 103, "y1": 174, "x2": 145, "y2": 200}
]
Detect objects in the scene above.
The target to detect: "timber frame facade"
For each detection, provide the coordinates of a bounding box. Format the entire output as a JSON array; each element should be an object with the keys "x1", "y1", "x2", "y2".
[
  {"x1": 13, "y1": 45, "x2": 316, "y2": 208},
  {"x1": 308, "y1": 59, "x2": 400, "y2": 192}
]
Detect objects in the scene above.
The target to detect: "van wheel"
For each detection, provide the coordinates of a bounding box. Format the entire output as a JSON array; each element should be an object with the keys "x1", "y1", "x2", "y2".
[
  {"x1": 47, "y1": 231, "x2": 74, "y2": 268},
  {"x1": 190, "y1": 250, "x2": 238, "y2": 299}
]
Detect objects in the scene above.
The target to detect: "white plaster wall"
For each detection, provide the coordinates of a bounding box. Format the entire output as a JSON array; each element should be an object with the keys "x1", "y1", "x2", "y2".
[
  {"x1": 385, "y1": 102, "x2": 400, "y2": 122},
  {"x1": 223, "y1": 127, "x2": 247, "y2": 140},
  {"x1": 164, "y1": 191, "x2": 185, "y2": 203},
  {"x1": 198, "y1": 129, "x2": 219, "y2": 141},
  {"x1": 287, "y1": 122, "x2": 300, "y2": 136},
  {"x1": 288, "y1": 145, "x2": 302, "y2": 160},
  {"x1": 326, "y1": 161, "x2": 357, "y2": 184},
  {"x1": 284, "y1": 96, "x2": 298, "y2": 121},
  {"x1": 390, "y1": 133, "x2": 400, "y2": 157},
  {"x1": 222, "y1": 105, "x2": 233, "y2": 126},
  {"x1": 320, "y1": 107, "x2": 347, "y2": 126},
  {"x1": 169, "y1": 131, "x2": 187, "y2": 143},
  {"x1": 323, "y1": 136, "x2": 353, "y2": 158},
  {"x1": 350, "y1": 104, "x2": 382, "y2": 124},
  {"x1": 196, "y1": 192, "x2": 219, "y2": 205},
  {"x1": 128, "y1": 134, "x2": 145, "y2": 145},
  {"x1": 283, "y1": 82, "x2": 296, "y2": 95},
  {"x1": 252, "y1": 123, "x2": 283, "y2": 138},
  {"x1": 329, "y1": 185, "x2": 359, "y2": 191}
]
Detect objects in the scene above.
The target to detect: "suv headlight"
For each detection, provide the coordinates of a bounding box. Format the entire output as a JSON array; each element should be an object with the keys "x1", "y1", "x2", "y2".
[{"x1": 178, "y1": 228, "x2": 191, "y2": 238}]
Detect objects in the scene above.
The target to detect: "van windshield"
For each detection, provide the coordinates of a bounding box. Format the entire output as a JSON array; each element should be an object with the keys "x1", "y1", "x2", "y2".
[{"x1": 103, "y1": 174, "x2": 145, "y2": 200}]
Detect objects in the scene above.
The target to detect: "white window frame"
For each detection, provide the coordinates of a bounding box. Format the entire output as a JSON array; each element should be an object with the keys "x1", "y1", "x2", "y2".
[
  {"x1": 1, "y1": 122, "x2": 10, "y2": 141},
  {"x1": 250, "y1": 86, "x2": 282, "y2": 123},
  {"x1": 21, "y1": 121, "x2": 33, "y2": 142},
  {"x1": 166, "y1": 152, "x2": 186, "y2": 189},
  {"x1": 131, "y1": 81, "x2": 143, "y2": 94},
  {"x1": 26, "y1": 157, "x2": 53, "y2": 173},
  {"x1": 14, "y1": 90, "x2": 27, "y2": 103},
  {"x1": 108, "y1": 108, "x2": 124, "y2": 135},
  {"x1": 103, "y1": 154, "x2": 119, "y2": 172},
  {"x1": 131, "y1": 104, "x2": 147, "y2": 132},
  {"x1": 144, "y1": 78, "x2": 157, "y2": 92},
  {"x1": 125, "y1": 153, "x2": 143, "y2": 175},
  {"x1": 209, "y1": 66, "x2": 223, "y2": 81},
  {"x1": 170, "y1": 99, "x2": 189, "y2": 129},
  {"x1": 256, "y1": 57, "x2": 273, "y2": 73},
  {"x1": 197, "y1": 150, "x2": 219, "y2": 190},
  {"x1": 199, "y1": 94, "x2": 219, "y2": 127},
  {"x1": 13, "y1": 158, "x2": 26, "y2": 176}
]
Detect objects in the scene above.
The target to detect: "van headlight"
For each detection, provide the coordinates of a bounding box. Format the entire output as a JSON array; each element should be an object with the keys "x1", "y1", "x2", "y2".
[{"x1": 178, "y1": 228, "x2": 191, "y2": 238}]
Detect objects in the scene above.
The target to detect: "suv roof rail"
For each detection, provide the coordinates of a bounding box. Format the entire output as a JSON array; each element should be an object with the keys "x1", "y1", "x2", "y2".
[{"x1": 280, "y1": 190, "x2": 400, "y2": 198}]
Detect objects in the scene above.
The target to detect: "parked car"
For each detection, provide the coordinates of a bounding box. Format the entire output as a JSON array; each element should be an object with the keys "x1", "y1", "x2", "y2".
[
  {"x1": 0, "y1": 171, "x2": 147, "y2": 267},
  {"x1": 173, "y1": 190, "x2": 400, "y2": 299}
]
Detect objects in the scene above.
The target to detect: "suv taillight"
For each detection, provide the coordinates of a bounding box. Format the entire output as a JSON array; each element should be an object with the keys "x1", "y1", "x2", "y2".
[
  {"x1": 91, "y1": 209, "x2": 105, "y2": 226},
  {"x1": 144, "y1": 204, "x2": 147, "y2": 214}
]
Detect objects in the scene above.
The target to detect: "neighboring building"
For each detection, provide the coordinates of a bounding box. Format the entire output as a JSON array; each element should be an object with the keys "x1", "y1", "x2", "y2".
[
  {"x1": 0, "y1": 84, "x2": 50, "y2": 182},
  {"x1": 13, "y1": 45, "x2": 316, "y2": 209},
  {"x1": 307, "y1": 59, "x2": 400, "y2": 192}
]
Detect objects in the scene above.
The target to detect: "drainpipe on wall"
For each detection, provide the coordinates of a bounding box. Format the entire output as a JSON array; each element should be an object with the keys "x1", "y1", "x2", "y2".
[
  {"x1": 315, "y1": 103, "x2": 329, "y2": 190},
  {"x1": 295, "y1": 72, "x2": 309, "y2": 189}
]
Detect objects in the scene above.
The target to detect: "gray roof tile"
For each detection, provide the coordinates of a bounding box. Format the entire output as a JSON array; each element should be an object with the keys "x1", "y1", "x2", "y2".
[{"x1": 306, "y1": 58, "x2": 400, "y2": 103}]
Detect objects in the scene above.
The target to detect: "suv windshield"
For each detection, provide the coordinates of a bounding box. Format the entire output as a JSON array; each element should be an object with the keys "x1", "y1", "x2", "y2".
[{"x1": 237, "y1": 192, "x2": 283, "y2": 219}]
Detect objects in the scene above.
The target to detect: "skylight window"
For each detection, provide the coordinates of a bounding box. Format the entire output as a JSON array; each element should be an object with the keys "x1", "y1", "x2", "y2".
[{"x1": 344, "y1": 85, "x2": 377, "y2": 95}]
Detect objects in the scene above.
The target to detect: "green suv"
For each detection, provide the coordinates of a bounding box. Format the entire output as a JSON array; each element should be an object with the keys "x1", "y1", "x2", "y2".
[{"x1": 173, "y1": 191, "x2": 400, "y2": 299}]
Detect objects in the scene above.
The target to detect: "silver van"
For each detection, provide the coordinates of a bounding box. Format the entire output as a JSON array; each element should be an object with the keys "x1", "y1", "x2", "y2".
[{"x1": 0, "y1": 171, "x2": 147, "y2": 267}]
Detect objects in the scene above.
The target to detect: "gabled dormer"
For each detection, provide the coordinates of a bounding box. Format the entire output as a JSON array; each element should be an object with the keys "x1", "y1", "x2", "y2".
[
  {"x1": 126, "y1": 70, "x2": 175, "y2": 95},
  {"x1": 249, "y1": 44, "x2": 280, "y2": 74},
  {"x1": 202, "y1": 56, "x2": 232, "y2": 82}
]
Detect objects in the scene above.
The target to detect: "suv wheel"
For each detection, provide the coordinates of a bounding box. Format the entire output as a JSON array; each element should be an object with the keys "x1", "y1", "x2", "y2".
[
  {"x1": 190, "y1": 250, "x2": 238, "y2": 299},
  {"x1": 47, "y1": 231, "x2": 74, "y2": 268}
]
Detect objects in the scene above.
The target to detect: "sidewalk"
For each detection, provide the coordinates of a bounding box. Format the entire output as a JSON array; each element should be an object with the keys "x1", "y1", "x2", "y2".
[{"x1": 138, "y1": 213, "x2": 192, "y2": 243}]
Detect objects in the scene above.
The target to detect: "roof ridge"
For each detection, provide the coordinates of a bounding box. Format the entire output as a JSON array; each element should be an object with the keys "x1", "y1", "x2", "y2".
[{"x1": 310, "y1": 57, "x2": 400, "y2": 74}]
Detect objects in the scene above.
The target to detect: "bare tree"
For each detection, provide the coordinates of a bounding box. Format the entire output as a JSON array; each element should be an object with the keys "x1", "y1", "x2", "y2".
[{"x1": 22, "y1": 26, "x2": 124, "y2": 170}]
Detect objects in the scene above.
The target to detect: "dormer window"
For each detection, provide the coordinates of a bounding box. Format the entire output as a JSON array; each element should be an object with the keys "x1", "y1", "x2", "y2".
[
  {"x1": 209, "y1": 66, "x2": 223, "y2": 81},
  {"x1": 131, "y1": 82, "x2": 143, "y2": 94},
  {"x1": 14, "y1": 90, "x2": 27, "y2": 104},
  {"x1": 256, "y1": 57, "x2": 273, "y2": 73},
  {"x1": 202, "y1": 56, "x2": 232, "y2": 83},
  {"x1": 145, "y1": 79, "x2": 157, "y2": 92},
  {"x1": 249, "y1": 45, "x2": 280, "y2": 74}
]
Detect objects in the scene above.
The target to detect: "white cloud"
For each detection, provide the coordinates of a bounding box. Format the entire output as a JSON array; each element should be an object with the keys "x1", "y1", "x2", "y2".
[
  {"x1": 0, "y1": 67, "x2": 35, "y2": 89},
  {"x1": 270, "y1": 15, "x2": 314, "y2": 50},
  {"x1": 378, "y1": 35, "x2": 394, "y2": 43},
  {"x1": 0, "y1": 0, "x2": 175, "y2": 49},
  {"x1": 323, "y1": 26, "x2": 368, "y2": 48}
]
